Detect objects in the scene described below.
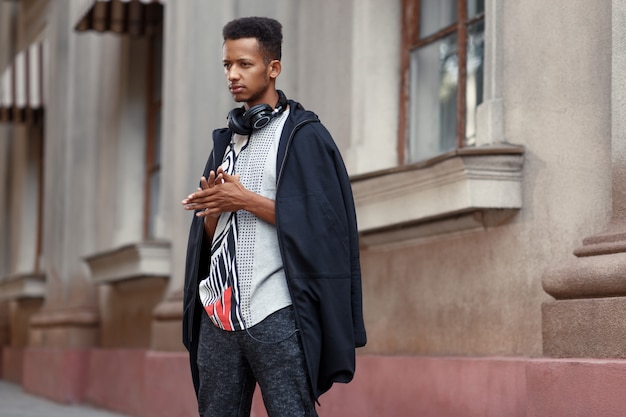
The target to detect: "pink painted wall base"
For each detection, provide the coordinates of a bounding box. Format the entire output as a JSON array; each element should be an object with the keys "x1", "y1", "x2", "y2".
[
  {"x1": 143, "y1": 351, "x2": 198, "y2": 417},
  {"x1": 526, "y1": 358, "x2": 626, "y2": 417},
  {"x1": 22, "y1": 348, "x2": 90, "y2": 404},
  {"x1": 85, "y1": 349, "x2": 148, "y2": 417},
  {"x1": 1, "y1": 346, "x2": 23, "y2": 384},
  {"x1": 8, "y1": 349, "x2": 626, "y2": 417}
]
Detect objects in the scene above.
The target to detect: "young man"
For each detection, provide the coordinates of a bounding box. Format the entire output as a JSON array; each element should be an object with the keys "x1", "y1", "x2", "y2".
[{"x1": 182, "y1": 16, "x2": 366, "y2": 417}]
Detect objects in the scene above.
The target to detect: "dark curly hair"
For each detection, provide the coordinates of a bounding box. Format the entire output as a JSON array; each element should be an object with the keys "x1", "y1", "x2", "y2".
[{"x1": 222, "y1": 16, "x2": 282, "y2": 64}]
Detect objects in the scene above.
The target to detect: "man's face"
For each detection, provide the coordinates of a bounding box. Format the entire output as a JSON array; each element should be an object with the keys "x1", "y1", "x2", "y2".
[{"x1": 222, "y1": 37, "x2": 279, "y2": 108}]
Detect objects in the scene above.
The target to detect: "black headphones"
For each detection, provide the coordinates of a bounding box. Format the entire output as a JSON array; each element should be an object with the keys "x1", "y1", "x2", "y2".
[{"x1": 227, "y1": 90, "x2": 288, "y2": 135}]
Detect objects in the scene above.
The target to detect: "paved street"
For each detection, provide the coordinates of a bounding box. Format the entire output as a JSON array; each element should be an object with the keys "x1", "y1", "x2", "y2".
[{"x1": 0, "y1": 380, "x2": 130, "y2": 417}]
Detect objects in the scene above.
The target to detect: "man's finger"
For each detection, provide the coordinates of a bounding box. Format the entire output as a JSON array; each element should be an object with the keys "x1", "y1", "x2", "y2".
[{"x1": 221, "y1": 171, "x2": 240, "y2": 183}]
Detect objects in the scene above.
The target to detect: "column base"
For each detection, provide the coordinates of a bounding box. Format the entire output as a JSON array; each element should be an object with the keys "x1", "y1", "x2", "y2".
[
  {"x1": 29, "y1": 307, "x2": 99, "y2": 348},
  {"x1": 542, "y1": 297, "x2": 626, "y2": 358},
  {"x1": 151, "y1": 293, "x2": 184, "y2": 352}
]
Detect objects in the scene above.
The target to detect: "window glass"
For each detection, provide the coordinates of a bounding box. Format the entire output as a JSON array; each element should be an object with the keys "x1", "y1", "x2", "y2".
[
  {"x1": 467, "y1": 0, "x2": 485, "y2": 19},
  {"x1": 419, "y1": 0, "x2": 457, "y2": 38},
  {"x1": 405, "y1": 0, "x2": 485, "y2": 163},
  {"x1": 409, "y1": 33, "x2": 458, "y2": 161},
  {"x1": 465, "y1": 20, "x2": 484, "y2": 147}
]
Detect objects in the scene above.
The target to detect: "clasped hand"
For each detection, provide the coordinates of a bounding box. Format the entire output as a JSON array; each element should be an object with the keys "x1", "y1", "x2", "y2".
[{"x1": 181, "y1": 166, "x2": 248, "y2": 218}]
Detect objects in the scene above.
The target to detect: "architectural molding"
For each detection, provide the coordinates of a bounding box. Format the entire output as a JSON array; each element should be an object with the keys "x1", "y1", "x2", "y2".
[
  {"x1": 352, "y1": 144, "x2": 524, "y2": 248},
  {"x1": 0, "y1": 272, "x2": 45, "y2": 301},
  {"x1": 29, "y1": 307, "x2": 99, "y2": 328},
  {"x1": 84, "y1": 241, "x2": 171, "y2": 285}
]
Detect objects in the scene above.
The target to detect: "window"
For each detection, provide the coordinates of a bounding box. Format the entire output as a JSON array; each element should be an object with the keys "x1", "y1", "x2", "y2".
[
  {"x1": 401, "y1": 0, "x2": 485, "y2": 163},
  {"x1": 353, "y1": 0, "x2": 522, "y2": 245},
  {"x1": 144, "y1": 31, "x2": 163, "y2": 239}
]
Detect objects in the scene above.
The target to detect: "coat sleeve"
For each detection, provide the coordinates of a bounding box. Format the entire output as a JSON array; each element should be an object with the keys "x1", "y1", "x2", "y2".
[
  {"x1": 276, "y1": 120, "x2": 366, "y2": 399},
  {"x1": 335, "y1": 144, "x2": 367, "y2": 348}
]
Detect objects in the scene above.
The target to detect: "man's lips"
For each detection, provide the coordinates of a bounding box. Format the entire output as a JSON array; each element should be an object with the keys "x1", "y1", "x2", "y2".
[{"x1": 229, "y1": 85, "x2": 244, "y2": 94}]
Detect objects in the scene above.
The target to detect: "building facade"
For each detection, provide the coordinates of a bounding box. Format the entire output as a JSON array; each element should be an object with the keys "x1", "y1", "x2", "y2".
[{"x1": 1, "y1": 0, "x2": 625, "y2": 416}]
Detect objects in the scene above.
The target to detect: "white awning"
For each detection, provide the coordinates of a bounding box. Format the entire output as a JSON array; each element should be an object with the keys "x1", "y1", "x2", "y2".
[
  {"x1": 0, "y1": 42, "x2": 45, "y2": 124},
  {"x1": 74, "y1": 0, "x2": 164, "y2": 36}
]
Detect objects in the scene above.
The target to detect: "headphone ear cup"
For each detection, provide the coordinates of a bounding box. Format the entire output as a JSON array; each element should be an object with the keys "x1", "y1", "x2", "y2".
[
  {"x1": 227, "y1": 100, "x2": 284, "y2": 135},
  {"x1": 243, "y1": 104, "x2": 273, "y2": 130},
  {"x1": 227, "y1": 107, "x2": 251, "y2": 135}
]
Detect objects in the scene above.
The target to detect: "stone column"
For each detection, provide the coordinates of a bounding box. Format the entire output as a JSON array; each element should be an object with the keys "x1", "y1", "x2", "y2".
[
  {"x1": 542, "y1": 0, "x2": 626, "y2": 357},
  {"x1": 29, "y1": 0, "x2": 109, "y2": 349},
  {"x1": 150, "y1": 0, "x2": 231, "y2": 351}
]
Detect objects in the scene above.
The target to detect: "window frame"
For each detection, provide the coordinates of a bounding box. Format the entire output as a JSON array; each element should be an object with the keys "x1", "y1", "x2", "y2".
[{"x1": 399, "y1": 0, "x2": 485, "y2": 164}]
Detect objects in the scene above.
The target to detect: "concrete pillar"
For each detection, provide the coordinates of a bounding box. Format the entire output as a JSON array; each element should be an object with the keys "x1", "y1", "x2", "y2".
[
  {"x1": 150, "y1": 0, "x2": 230, "y2": 351},
  {"x1": 29, "y1": 0, "x2": 111, "y2": 349},
  {"x1": 542, "y1": 0, "x2": 626, "y2": 357},
  {"x1": 0, "y1": 126, "x2": 10, "y2": 279}
]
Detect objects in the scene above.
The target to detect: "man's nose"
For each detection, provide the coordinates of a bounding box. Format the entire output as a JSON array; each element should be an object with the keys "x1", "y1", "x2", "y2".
[{"x1": 227, "y1": 67, "x2": 239, "y2": 80}]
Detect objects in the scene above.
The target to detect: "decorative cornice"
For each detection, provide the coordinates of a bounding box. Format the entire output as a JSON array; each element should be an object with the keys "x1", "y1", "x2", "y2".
[
  {"x1": 0, "y1": 272, "x2": 45, "y2": 301},
  {"x1": 30, "y1": 307, "x2": 99, "y2": 328},
  {"x1": 84, "y1": 240, "x2": 171, "y2": 284},
  {"x1": 352, "y1": 144, "x2": 524, "y2": 248}
]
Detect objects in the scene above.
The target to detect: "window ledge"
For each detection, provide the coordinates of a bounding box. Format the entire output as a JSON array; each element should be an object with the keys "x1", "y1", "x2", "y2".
[
  {"x1": 0, "y1": 272, "x2": 45, "y2": 300},
  {"x1": 84, "y1": 240, "x2": 171, "y2": 285},
  {"x1": 352, "y1": 144, "x2": 525, "y2": 248}
]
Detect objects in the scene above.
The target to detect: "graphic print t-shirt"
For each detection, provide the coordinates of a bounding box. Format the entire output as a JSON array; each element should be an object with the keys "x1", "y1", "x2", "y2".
[{"x1": 198, "y1": 109, "x2": 292, "y2": 331}]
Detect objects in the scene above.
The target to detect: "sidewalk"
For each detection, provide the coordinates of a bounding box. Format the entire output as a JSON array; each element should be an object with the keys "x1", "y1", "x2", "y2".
[{"x1": 0, "y1": 380, "x2": 130, "y2": 417}]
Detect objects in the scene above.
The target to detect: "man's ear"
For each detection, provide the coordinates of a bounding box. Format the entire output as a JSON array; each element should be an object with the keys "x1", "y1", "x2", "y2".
[{"x1": 268, "y1": 60, "x2": 281, "y2": 79}]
